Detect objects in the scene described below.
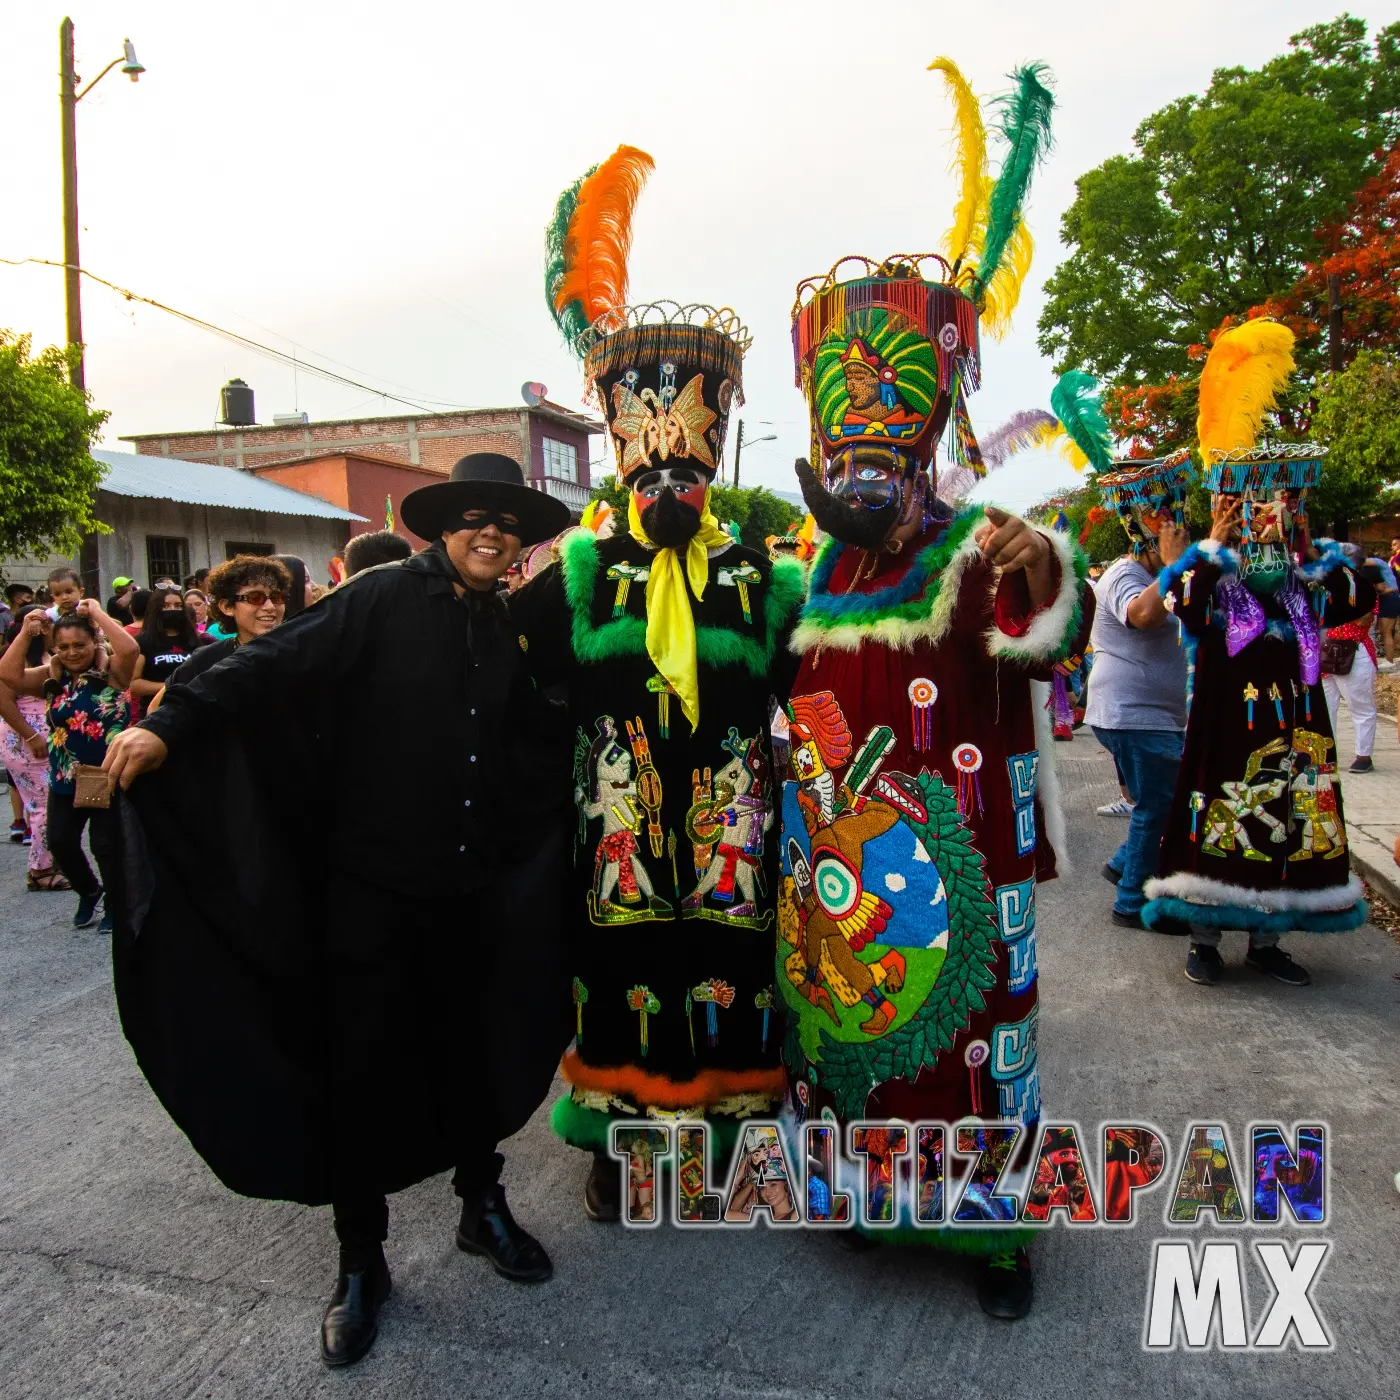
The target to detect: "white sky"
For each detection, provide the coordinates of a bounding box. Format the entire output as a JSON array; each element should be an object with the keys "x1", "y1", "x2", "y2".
[{"x1": 4, "y1": 1, "x2": 1389, "y2": 513}]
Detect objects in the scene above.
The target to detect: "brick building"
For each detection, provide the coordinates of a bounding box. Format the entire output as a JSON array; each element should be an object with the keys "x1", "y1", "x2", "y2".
[
  {"x1": 120, "y1": 401, "x2": 605, "y2": 514},
  {"x1": 250, "y1": 453, "x2": 445, "y2": 549}
]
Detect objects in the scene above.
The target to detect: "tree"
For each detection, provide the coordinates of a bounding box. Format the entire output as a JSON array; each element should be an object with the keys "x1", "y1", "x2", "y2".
[
  {"x1": 588, "y1": 475, "x2": 798, "y2": 553},
  {"x1": 1311, "y1": 350, "x2": 1400, "y2": 536},
  {"x1": 1039, "y1": 16, "x2": 1400, "y2": 385},
  {"x1": 0, "y1": 332, "x2": 108, "y2": 570}
]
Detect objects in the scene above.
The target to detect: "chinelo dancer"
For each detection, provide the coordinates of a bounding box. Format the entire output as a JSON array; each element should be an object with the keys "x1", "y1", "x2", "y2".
[
  {"x1": 1141, "y1": 322, "x2": 1373, "y2": 985},
  {"x1": 510, "y1": 146, "x2": 807, "y2": 1220},
  {"x1": 778, "y1": 58, "x2": 1093, "y2": 1318}
]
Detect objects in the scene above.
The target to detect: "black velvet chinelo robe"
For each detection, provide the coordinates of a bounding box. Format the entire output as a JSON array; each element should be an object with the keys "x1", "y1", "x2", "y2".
[
  {"x1": 508, "y1": 528, "x2": 805, "y2": 1148},
  {"x1": 119, "y1": 543, "x2": 573, "y2": 1205},
  {"x1": 1142, "y1": 539, "x2": 1373, "y2": 935}
]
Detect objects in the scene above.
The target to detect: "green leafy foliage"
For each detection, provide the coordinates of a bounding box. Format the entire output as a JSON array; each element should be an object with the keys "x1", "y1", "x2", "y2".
[
  {"x1": 1312, "y1": 350, "x2": 1400, "y2": 534},
  {"x1": 588, "y1": 475, "x2": 799, "y2": 552},
  {"x1": 1038, "y1": 16, "x2": 1400, "y2": 384},
  {"x1": 0, "y1": 332, "x2": 108, "y2": 571}
]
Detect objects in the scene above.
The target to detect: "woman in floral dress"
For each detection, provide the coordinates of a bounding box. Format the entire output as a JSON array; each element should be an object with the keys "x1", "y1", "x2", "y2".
[{"x1": 0, "y1": 602, "x2": 138, "y2": 931}]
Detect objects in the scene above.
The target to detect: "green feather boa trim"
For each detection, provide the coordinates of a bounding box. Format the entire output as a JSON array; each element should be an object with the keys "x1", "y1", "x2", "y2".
[
  {"x1": 560, "y1": 531, "x2": 805, "y2": 674},
  {"x1": 853, "y1": 1223, "x2": 1042, "y2": 1254},
  {"x1": 790, "y1": 508, "x2": 986, "y2": 654}
]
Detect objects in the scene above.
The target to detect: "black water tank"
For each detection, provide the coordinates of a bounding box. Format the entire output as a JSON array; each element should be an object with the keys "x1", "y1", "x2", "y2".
[{"x1": 219, "y1": 378, "x2": 255, "y2": 426}]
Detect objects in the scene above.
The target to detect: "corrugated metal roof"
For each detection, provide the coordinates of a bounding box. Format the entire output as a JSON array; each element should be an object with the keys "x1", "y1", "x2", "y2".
[{"x1": 92, "y1": 449, "x2": 366, "y2": 521}]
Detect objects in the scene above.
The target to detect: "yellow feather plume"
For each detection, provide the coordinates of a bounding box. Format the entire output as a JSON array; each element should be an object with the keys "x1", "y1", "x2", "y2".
[
  {"x1": 976, "y1": 209, "x2": 1034, "y2": 340},
  {"x1": 1038, "y1": 424, "x2": 1090, "y2": 471},
  {"x1": 1196, "y1": 322, "x2": 1297, "y2": 460},
  {"x1": 929, "y1": 58, "x2": 988, "y2": 270}
]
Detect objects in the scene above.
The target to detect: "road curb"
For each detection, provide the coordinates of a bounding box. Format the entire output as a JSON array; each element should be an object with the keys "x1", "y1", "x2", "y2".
[{"x1": 1351, "y1": 842, "x2": 1400, "y2": 910}]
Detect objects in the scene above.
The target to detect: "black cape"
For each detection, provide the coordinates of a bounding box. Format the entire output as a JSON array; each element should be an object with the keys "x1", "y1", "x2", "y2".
[{"x1": 115, "y1": 546, "x2": 574, "y2": 1204}]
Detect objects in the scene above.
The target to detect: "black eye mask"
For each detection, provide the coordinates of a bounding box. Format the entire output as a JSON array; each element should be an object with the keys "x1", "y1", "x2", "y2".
[{"x1": 458, "y1": 510, "x2": 522, "y2": 538}]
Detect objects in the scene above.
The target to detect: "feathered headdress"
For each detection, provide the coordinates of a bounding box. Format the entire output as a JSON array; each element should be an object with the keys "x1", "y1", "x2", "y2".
[
  {"x1": 931, "y1": 60, "x2": 1054, "y2": 340},
  {"x1": 1196, "y1": 322, "x2": 1296, "y2": 461},
  {"x1": 545, "y1": 145, "x2": 655, "y2": 354},
  {"x1": 1047, "y1": 370, "x2": 1113, "y2": 474}
]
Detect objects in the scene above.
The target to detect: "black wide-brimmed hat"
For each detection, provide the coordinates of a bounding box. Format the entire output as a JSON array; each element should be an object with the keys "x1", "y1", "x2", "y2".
[{"x1": 400, "y1": 453, "x2": 570, "y2": 546}]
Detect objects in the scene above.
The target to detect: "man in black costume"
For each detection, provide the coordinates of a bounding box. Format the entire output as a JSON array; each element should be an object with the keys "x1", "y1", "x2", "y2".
[{"x1": 104, "y1": 454, "x2": 574, "y2": 1369}]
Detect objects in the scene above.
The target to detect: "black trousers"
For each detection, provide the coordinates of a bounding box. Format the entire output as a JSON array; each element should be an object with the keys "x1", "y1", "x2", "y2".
[
  {"x1": 46, "y1": 790, "x2": 121, "y2": 900},
  {"x1": 333, "y1": 1147, "x2": 504, "y2": 1264}
]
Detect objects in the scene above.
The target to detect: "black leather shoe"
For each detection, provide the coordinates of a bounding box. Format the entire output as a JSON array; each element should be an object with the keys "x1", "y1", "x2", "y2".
[
  {"x1": 583, "y1": 1152, "x2": 621, "y2": 1223},
  {"x1": 1110, "y1": 909, "x2": 1143, "y2": 929},
  {"x1": 976, "y1": 1246, "x2": 1034, "y2": 1320},
  {"x1": 1102, "y1": 863, "x2": 1123, "y2": 886},
  {"x1": 457, "y1": 1184, "x2": 553, "y2": 1283},
  {"x1": 319, "y1": 1249, "x2": 391, "y2": 1369}
]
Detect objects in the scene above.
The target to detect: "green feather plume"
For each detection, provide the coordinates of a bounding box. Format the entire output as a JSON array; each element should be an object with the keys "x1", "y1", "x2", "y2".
[
  {"x1": 544, "y1": 165, "x2": 596, "y2": 350},
  {"x1": 978, "y1": 62, "x2": 1055, "y2": 291},
  {"x1": 1050, "y1": 370, "x2": 1113, "y2": 474}
]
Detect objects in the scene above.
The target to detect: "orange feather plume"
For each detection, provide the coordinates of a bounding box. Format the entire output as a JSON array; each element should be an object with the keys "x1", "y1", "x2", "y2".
[{"x1": 552, "y1": 145, "x2": 655, "y2": 325}]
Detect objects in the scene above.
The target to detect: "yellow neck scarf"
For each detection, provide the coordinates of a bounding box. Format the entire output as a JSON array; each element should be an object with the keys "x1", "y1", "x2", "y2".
[{"x1": 627, "y1": 486, "x2": 733, "y2": 731}]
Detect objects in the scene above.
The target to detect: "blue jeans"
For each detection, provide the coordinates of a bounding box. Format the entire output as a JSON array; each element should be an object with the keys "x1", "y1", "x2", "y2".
[{"x1": 1091, "y1": 727, "x2": 1185, "y2": 916}]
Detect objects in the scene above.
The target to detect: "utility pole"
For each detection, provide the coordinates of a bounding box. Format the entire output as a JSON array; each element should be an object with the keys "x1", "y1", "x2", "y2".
[
  {"x1": 1327, "y1": 273, "x2": 1344, "y2": 374},
  {"x1": 60, "y1": 17, "x2": 83, "y2": 390},
  {"x1": 730, "y1": 419, "x2": 775, "y2": 488},
  {"x1": 56, "y1": 21, "x2": 144, "y2": 393}
]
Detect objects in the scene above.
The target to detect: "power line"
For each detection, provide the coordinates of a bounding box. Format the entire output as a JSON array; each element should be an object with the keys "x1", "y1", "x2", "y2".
[{"x1": 1, "y1": 256, "x2": 477, "y2": 414}]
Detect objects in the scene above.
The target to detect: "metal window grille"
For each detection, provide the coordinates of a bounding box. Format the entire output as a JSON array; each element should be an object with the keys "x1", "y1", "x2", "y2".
[{"x1": 145, "y1": 535, "x2": 189, "y2": 585}]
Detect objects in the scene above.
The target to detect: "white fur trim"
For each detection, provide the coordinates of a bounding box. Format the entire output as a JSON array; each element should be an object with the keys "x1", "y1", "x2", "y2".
[
  {"x1": 1143, "y1": 870, "x2": 1364, "y2": 913},
  {"x1": 1030, "y1": 679, "x2": 1071, "y2": 876},
  {"x1": 788, "y1": 531, "x2": 984, "y2": 655},
  {"x1": 985, "y1": 528, "x2": 1082, "y2": 663}
]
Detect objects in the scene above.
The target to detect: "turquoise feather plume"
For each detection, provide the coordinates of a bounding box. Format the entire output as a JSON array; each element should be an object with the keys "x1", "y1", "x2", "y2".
[
  {"x1": 544, "y1": 166, "x2": 596, "y2": 349},
  {"x1": 979, "y1": 63, "x2": 1055, "y2": 289},
  {"x1": 1050, "y1": 370, "x2": 1113, "y2": 474}
]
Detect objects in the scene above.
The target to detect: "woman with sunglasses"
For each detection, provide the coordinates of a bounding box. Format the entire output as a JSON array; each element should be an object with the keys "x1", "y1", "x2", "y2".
[{"x1": 161, "y1": 556, "x2": 291, "y2": 691}]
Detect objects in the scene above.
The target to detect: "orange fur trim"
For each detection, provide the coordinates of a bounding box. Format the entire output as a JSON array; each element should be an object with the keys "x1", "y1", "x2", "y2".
[
  {"x1": 559, "y1": 1049, "x2": 787, "y2": 1109},
  {"x1": 554, "y1": 145, "x2": 655, "y2": 325}
]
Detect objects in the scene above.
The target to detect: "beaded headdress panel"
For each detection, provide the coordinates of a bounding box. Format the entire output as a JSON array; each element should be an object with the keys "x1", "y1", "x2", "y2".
[{"x1": 791, "y1": 60, "x2": 1055, "y2": 487}]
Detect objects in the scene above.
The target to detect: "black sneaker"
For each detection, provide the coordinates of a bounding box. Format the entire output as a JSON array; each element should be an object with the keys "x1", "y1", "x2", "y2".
[
  {"x1": 97, "y1": 911, "x2": 114, "y2": 936},
  {"x1": 73, "y1": 888, "x2": 103, "y2": 929},
  {"x1": 1110, "y1": 909, "x2": 1144, "y2": 929},
  {"x1": 1102, "y1": 863, "x2": 1123, "y2": 886},
  {"x1": 976, "y1": 1246, "x2": 1034, "y2": 1320},
  {"x1": 1185, "y1": 943, "x2": 1223, "y2": 985},
  {"x1": 1245, "y1": 944, "x2": 1311, "y2": 986},
  {"x1": 1348, "y1": 756, "x2": 1374, "y2": 774}
]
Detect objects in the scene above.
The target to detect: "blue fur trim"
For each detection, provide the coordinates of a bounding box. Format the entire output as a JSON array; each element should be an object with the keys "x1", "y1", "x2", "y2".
[
  {"x1": 1141, "y1": 896, "x2": 1368, "y2": 934},
  {"x1": 1158, "y1": 541, "x2": 1239, "y2": 596},
  {"x1": 801, "y1": 509, "x2": 983, "y2": 624},
  {"x1": 1296, "y1": 543, "x2": 1351, "y2": 582}
]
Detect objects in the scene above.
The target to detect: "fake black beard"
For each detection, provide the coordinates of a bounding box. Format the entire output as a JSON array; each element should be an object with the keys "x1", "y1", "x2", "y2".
[
  {"x1": 795, "y1": 461, "x2": 902, "y2": 550},
  {"x1": 640, "y1": 488, "x2": 702, "y2": 548}
]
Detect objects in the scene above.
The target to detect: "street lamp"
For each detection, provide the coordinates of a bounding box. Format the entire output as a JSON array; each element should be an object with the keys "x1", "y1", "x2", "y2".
[
  {"x1": 732, "y1": 419, "x2": 777, "y2": 487},
  {"x1": 59, "y1": 19, "x2": 145, "y2": 392}
]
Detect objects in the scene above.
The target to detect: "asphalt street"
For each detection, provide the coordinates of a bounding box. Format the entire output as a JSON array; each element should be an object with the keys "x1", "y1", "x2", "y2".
[{"x1": 2, "y1": 740, "x2": 1397, "y2": 1400}]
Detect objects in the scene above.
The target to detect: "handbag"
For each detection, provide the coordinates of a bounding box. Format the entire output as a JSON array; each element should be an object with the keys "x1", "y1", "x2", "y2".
[
  {"x1": 1320, "y1": 637, "x2": 1358, "y2": 677},
  {"x1": 72, "y1": 762, "x2": 115, "y2": 809}
]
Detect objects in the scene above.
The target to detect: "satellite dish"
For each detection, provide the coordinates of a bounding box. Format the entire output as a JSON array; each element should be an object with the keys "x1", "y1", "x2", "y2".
[{"x1": 521, "y1": 381, "x2": 548, "y2": 407}]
